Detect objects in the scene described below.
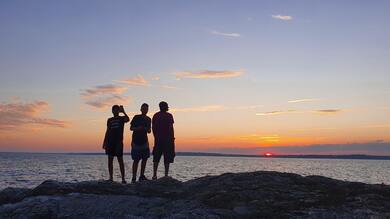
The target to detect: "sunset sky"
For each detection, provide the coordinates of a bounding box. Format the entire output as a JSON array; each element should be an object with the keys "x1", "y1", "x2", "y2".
[{"x1": 1, "y1": 1, "x2": 389, "y2": 155}]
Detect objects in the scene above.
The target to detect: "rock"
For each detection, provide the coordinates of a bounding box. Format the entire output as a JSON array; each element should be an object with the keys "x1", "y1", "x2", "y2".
[{"x1": 1, "y1": 171, "x2": 389, "y2": 218}]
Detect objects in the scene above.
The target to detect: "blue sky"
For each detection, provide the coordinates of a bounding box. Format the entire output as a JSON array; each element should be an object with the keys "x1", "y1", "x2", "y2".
[{"x1": 0, "y1": 0, "x2": 389, "y2": 154}]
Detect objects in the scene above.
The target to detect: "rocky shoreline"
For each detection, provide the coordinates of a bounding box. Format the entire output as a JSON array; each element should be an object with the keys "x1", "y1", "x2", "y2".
[{"x1": 1, "y1": 171, "x2": 389, "y2": 218}]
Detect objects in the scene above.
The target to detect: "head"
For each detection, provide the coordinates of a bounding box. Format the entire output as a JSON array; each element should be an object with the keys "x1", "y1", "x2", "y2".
[
  {"x1": 140, "y1": 103, "x2": 149, "y2": 115},
  {"x1": 159, "y1": 101, "x2": 169, "y2": 112},
  {"x1": 112, "y1": 105, "x2": 120, "y2": 116}
]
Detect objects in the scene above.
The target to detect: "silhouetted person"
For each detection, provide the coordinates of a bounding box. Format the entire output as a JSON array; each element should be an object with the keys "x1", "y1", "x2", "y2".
[
  {"x1": 103, "y1": 105, "x2": 129, "y2": 184},
  {"x1": 130, "y1": 103, "x2": 151, "y2": 183},
  {"x1": 152, "y1": 101, "x2": 175, "y2": 179}
]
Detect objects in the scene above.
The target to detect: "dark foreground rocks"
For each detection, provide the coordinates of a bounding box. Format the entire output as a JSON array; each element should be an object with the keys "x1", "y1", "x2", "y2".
[{"x1": 0, "y1": 171, "x2": 389, "y2": 219}]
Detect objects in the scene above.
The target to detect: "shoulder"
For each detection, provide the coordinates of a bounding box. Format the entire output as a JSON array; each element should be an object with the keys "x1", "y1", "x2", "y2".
[
  {"x1": 119, "y1": 116, "x2": 128, "y2": 121},
  {"x1": 133, "y1": 114, "x2": 141, "y2": 119},
  {"x1": 166, "y1": 112, "x2": 174, "y2": 119},
  {"x1": 153, "y1": 112, "x2": 160, "y2": 118}
]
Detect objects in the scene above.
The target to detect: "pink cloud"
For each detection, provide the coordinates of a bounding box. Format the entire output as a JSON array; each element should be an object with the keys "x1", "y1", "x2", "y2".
[{"x1": 0, "y1": 100, "x2": 68, "y2": 130}]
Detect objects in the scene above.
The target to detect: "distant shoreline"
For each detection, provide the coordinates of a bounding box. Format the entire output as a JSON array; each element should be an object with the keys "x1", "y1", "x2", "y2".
[{"x1": 1, "y1": 151, "x2": 390, "y2": 160}]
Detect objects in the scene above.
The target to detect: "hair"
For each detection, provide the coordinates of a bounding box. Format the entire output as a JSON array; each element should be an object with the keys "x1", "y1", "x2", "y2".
[
  {"x1": 141, "y1": 103, "x2": 149, "y2": 108},
  {"x1": 159, "y1": 101, "x2": 168, "y2": 112},
  {"x1": 112, "y1": 105, "x2": 120, "y2": 111}
]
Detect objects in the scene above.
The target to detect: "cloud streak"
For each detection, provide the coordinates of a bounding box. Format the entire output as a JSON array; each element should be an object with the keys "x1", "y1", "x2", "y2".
[
  {"x1": 288, "y1": 98, "x2": 320, "y2": 103},
  {"x1": 314, "y1": 109, "x2": 342, "y2": 115},
  {"x1": 256, "y1": 110, "x2": 297, "y2": 116},
  {"x1": 81, "y1": 84, "x2": 127, "y2": 98},
  {"x1": 211, "y1": 30, "x2": 241, "y2": 38},
  {"x1": 272, "y1": 14, "x2": 293, "y2": 21},
  {"x1": 256, "y1": 109, "x2": 343, "y2": 116},
  {"x1": 81, "y1": 84, "x2": 130, "y2": 110},
  {"x1": 175, "y1": 70, "x2": 243, "y2": 79},
  {"x1": 115, "y1": 75, "x2": 149, "y2": 86},
  {"x1": 0, "y1": 100, "x2": 68, "y2": 130},
  {"x1": 84, "y1": 95, "x2": 131, "y2": 109}
]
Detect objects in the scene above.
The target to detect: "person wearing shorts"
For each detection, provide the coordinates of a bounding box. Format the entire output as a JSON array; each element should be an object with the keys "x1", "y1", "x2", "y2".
[
  {"x1": 130, "y1": 103, "x2": 151, "y2": 183},
  {"x1": 152, "y1": 101, "x2": 175, "y2": 180},
  {"x1": 103, "y1": 105, "x2": 129, "y2": 184}
]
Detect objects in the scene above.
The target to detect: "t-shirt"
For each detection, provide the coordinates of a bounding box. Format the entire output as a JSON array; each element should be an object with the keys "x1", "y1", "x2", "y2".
[
  {"x1": 104, "y1": 116, "x2": 126, "y2": 146},
  {"x1": 130, "y1": 114, "x2": 151, "y2": 145},
  {"x1": 152, "y1": 111, "x2": 174, "y2": 141}
]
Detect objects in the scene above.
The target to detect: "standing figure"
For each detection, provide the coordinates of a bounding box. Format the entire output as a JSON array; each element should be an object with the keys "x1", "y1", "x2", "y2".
[
  {"x1": 130, "y1": 103, "x2": 151, "y2": 183},
  {"x1": 103, "y1": 105, "x2": 130, "y2": 184},
  {"x1": 152, "y1": 101, "x2": 175, "y2": 180}
]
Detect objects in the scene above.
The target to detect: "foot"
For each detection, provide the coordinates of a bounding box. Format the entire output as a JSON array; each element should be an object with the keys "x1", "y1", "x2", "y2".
[
  {"x1": 107, "y1": 178, "x2": 113, "y2": 182},
  {"x1": 121, "y1": 179, "x2": 127, "y2": 184},
  {"x1": 152, "y1": 176, "x2": 157, "y2": 180},
  {"x1": 131, "y1": 177, "x2": 137, "y2": 183},
  {"x1": 139, "y1": 175, "x2": 148, "y2": 182}
]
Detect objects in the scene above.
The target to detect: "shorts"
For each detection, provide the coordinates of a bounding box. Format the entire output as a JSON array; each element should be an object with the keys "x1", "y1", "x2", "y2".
[
  {"x1": 131, "y1": 142, "x2": 150, "y2": 161},
  {"x1": 105, "y1": 141, "x2": 123, "y2": 157},
  {"x1": 153, "y1": 139, "x2": 175, "y2": 163}
]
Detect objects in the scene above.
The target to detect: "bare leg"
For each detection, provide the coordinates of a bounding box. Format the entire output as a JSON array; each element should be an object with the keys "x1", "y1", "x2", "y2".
[
  {"x1": 132, "y1": 160, "x2": 139, "y2": 181},
  {"x1": 164, "y1": 162, "x2": 169, "y2": 177},
  {"x1": 117, "y1": 156, "x2": 126, "y2": 183},
  {"x1": 108, "y1": 156, "x2": 114, "y2": 181},
  {"x1": 140, "y1": 159, "x2": 147, "y2": 176},
  {"x1": 153, "y1": 161, "x2": 159, "y2": 180}
]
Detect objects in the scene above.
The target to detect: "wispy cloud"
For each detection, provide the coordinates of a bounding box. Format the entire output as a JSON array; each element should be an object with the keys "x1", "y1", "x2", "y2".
[
  {"x1": 288, "y1": 98, "x2": 320, "y2": 103},
  {"x1": 84, "y1": 95, "x2": 131, "y2": 109},
  {"x1": 314, "y1": 109, "x2": 342, "y2": 115},
  {"x1": 175, "y1": 70, "x2": 244, "y2": 79},
  {"x1": 0, "y1": 100, "x2": 68, "y2": 130},
  {"x1": 171, "y1": 105, "x2": 225, "y2": 113},
  {"x1": 256, "y1": 109, "x2": 344, "y2": 116},
  {"x1": 259, "y1": 135, "x2": 281, "y2": 142},
  {"x1": 81, "y1": 84, "x2": 130, "y2": 110},
  {"x1": 256, "y1": 110, "x2": 297, "y2": 116},
  {"x1": 115, "y1": 75, "x2": 149, "y2": 86},
  {"x1": 81, "y1": 84, "x2": 127, "y2": 98},
  {"x1": 211, "y1": 30, "x2": 241, "y2": 38},
  {"x1": 272, "y1": 14, "x2": 293, "y2": 21}
]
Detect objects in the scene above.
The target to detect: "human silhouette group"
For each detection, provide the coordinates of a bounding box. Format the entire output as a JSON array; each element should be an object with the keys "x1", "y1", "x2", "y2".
[{"x1": 103, "y1": 101, "x2": 175, "y2": 184}]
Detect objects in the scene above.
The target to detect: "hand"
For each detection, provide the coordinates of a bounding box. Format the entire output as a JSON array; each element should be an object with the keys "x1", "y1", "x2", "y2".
[{"x1": 119, "y1": 105, "x2": 124, "y2": 113}]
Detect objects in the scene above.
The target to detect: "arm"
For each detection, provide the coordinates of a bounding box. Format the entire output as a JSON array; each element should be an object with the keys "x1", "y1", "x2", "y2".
[
  {"x1": 120, "y1": 106, "x2": 130, "y2": 123},
  {"x1": 102, "y1": 120, "x2": 109, "y2": 149},
  {"x1": 147, "y1": 118, "x2": 151, "y2": 133},
  {"x1": 170, "y1": 114, "x2": 175, "y2": 140},
  {"x1": 152, "y1": 115, "x2": 157, "y2": 137}
]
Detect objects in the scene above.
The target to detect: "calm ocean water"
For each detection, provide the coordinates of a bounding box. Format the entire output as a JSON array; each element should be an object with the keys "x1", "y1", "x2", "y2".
[{"x1": 0, "y1": 153, "x2": 389, "y2": 189}]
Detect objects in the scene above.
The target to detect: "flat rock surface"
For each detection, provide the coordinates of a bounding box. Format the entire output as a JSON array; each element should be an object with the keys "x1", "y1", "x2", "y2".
[{"x1": 1, "y1": 171, "x2": 389, "y2": 218}]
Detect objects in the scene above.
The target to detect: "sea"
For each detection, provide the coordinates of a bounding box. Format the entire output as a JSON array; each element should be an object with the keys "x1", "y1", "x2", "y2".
[{"x1": 0, "y1": 153, "x2": 389, "y2": 190}]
